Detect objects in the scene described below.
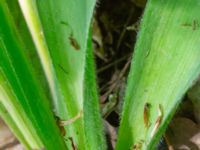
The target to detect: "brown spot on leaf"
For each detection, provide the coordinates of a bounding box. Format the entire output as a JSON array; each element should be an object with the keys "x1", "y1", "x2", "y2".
[
  {"x1": 144, "y1": 102, "x2": 151, "y2": 128},
  {"x1": 54, "y1": 116, "x2": 66, "y2": 136},
  {"x1": 69, "y1": 34, "x2": 80, "y2": 50},
  {"x1": 68, "y1": 137, "x2": 77, "y2": 150}
]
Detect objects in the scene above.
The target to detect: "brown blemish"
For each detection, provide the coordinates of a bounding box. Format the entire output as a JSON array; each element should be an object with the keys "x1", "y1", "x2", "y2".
[
  {"x1": 69, "y1": 33, "x2": 80, "y2": 50},
  {"x1": 68, "y1": 137, "x2": 77, "y2": 150},
  {"x1": 144, "y1": 102, "x2": 151, "y2": 128},
  {"x1": 55, "y1": 116, "x2": 66, "y2": 136}
]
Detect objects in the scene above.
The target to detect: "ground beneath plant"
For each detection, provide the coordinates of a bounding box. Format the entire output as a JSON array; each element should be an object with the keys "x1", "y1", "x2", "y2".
[{"x1": 1, "y1": 0, "x2": 200, "y2": 150}]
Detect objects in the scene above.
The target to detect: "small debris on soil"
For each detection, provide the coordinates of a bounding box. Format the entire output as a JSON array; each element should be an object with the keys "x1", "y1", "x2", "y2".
[{"x1": 165, "y1": 117, "x2": 200, "y2": 150}]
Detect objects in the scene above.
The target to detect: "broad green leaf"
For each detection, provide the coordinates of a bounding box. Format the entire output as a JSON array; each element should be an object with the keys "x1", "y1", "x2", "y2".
[
  {"x1": 0, "y1": 69, "x2": 42, "y2": 149},
  {"x1": 0, "y1": 1, "x2": 67, "y2": 149},
  {"x1": 7, "y1": 0, "x2": 49, "y2": 93},
  {"x1": 18, "y1": 0, "x2": 103, "y2": 149},
  {"x1": 116, "y1": 0, "x2": 200, "y2": 149}
]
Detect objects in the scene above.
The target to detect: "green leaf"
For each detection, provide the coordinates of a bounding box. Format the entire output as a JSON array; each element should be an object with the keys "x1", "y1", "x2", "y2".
[
  {"x1": 83, "y1": 32, "x2": 106, "y2": 150},
  {"x1": 116, "y1": 0, "x2": 200, "y2": 149},
  {"x1": 0, "y1": 1, "x2": 67, "y2": 149},
  {"x1": 18, "y1": 0, "x2": 101, "y2": 149},
  {"x1": 0, "y1": 68, "x2": 43, "y2": 149}
]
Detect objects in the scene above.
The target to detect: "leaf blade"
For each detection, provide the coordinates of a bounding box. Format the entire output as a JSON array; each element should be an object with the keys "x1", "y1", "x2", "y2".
[{"x1": 116, "y1": 0, "x2": 200, "y2": 149}]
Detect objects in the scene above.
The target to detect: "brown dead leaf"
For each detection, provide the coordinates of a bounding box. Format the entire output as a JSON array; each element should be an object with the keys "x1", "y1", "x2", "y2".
[
  {"x1": 166, "y1": 117, "x2": 200, "y2": 150},
  {"x1": 0, "y1": 119, "x2": 20, "y2": 150}
]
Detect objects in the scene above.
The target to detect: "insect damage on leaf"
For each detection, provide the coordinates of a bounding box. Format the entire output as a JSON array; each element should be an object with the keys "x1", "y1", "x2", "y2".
[
  {"x1": 181, "y1": 22, "x2": 192, "y2": 27},
  {"x1": 192, "y1": 20, "x2": 199, "y2": 30},
  {"x1": 59, "y1": 111, "x2": 82, "y2": 126},
  {"x1": 68, "y1": 137, "x2": 77, "y2": 150},
  {"x1": 55, "y1": 116, "x2": 66, "y2": 136},
  {"x1": 69, "y1": 33, "x2": 80, "y2": 50},
  {"x1": 131, "y1": 140, "x2": 144, "y2": 150},
  {"x1": 181, "y1": 20, "x2": 199, "y2": 30},
  {"x1": 150, "y1": 104, "x2": 163, "y2": 138},
  {"x1": 144, "y1": 102, "x2": 151, "y2": 128},
  {"x1": 60, "y1": 21, "x2": 81, "y2": 50},
  {"x1": 60, "y1": 21, "x2": 69, "y2": 26},
  {"x1": 55, "y1": 111, "x2": 82, "y2": 137}
]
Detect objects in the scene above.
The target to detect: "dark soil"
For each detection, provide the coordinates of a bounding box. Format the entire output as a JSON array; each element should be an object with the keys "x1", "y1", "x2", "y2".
[{"x1": 93, "y1": 0, "x2": 146, "y2": 149}]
